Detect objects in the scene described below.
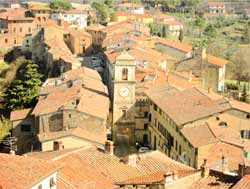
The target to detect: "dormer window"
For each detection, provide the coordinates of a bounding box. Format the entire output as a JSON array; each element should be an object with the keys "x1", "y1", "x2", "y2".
[{"x1": 122, "y1": 68, "x2": 128, "y2": 80}]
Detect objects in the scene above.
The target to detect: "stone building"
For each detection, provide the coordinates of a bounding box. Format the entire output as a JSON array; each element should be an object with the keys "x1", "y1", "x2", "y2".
[
  {"x1": 10, "y1": 68, "x2": 110, "y2": 153},
  {"x1": 0, "y1": 8, "x2": 35, "y2": 48},
  {"x1": 146, "y1": 86, "x2": 250, "y2": 170},
  {"x1": 32, "y1": 24, "x2": 81, "y2": 78},
  {"x1": 112, "y1": 53, "x2": 136, "y2": 146}
]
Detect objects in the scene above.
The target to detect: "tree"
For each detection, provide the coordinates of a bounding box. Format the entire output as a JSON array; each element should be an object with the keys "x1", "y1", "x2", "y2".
[
  {"x1": 91, "y1": 2, "x2": 110, "y2": 25},
  {"x1": 162, "y1": 25, "x2": 167, "y2": 38},
  {"x1": 87, "y1": 15, "x2": 96, "y2": 26},
  {"x1": 241, "y1": 84, "x2": 249, "y2": 103},
  {"x1": 204, "y1": 24, "x2": 217, "y2": 39},
  {"x1": 104, "y1": 0, "x2": 113, "y2": 8},
  {"x1": 194, "y1": 16, "x2": 206, "y2": 36},
  {"x1": 149, "y1": 23, "x2": 159, "y2": 36},
  {"x1": 49, "y1": 0, "x2": 72, "y2": 10},
  {"x1": 179, "y1": 29, "x2": 184, "y2": 42},
  {"x1": 5, "y1": 57, "x2": 42, "y2": 111},
  {"x1": 243, "y1": 21, "x2": 250, "y2": 44}
]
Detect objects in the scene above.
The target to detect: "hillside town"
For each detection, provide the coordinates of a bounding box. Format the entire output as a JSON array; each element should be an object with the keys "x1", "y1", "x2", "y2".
[{"x1": 0, "y1": 0, "x2": 250, "y2": 188}]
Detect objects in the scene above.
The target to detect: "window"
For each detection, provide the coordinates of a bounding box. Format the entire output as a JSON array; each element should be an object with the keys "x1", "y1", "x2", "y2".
[
  {"x1": 50, "y1": 177, "x2": 56, "y2": 188},
  {"x1": 149, "y1": 113, "x2": 151, "y2": 122},
  {"x1": 122, "y1": 68, "x2": 128, "y2": 80},
  {"x1": 69, "y1": 114, "x2": 71, "y2": 118},
  {"x1": 247, "y1": 114, "x2": 250, "y2": 119},
  {"x1": 21, "y1": 124, "x2": 31, "y2": 132},
  {"x1": 144, "y1": 112, "x2": 148, "y2": 118},
  {"x1": 175, "y1": 140, "x2": 178, "y2": 151},
  {"x1": 14, "y1": 39, "x2": 16, "y2": 44},
  {"x1": 153, "y1": 104, "x2": 157, "y2": 111},
  {"x1": 19, "y1": 27, "x2": 22, "y2": 32},
  {"x1": 122, "y1": 109, "x2": 127, "y2": 118},
  {"x1": 13, "y1": 27, "x2": 16, "y2": 33},
  {"x1": 43, "y1": 17, "x2": 46, "y2": 21},
  {"x1": 5, "y1": 39, "x2": 8, "y2": 43},
  {"x1": 241, "y1": 130, "x2": 250, "y2": 139},
  {"x1": 38, "y1": 184, "x2": 42, "y2": 189},
  {"x1": 28, "y1": 27, "x2": 31, "y2": 33},
  {"x1": 179, "y1": 144, "x2": 182, "y2": 155},
  {"x1": 144, "y1": 123, "x2": 148, "y2": 130}
]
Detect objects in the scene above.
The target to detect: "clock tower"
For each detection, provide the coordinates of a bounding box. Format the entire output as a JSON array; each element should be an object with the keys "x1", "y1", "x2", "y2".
[{"x1": 112, "y1": 53, "x2": 136, "y2": 146}]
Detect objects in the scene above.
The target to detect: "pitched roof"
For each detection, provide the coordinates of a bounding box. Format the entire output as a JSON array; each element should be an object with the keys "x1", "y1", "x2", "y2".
[
  {"x1": 117, "y1": 3, "x2": 143, "y2": 8},
  {"x1": 158, "y1": 38, "x2": 192, "y2": 53},
  {"x1": 0, "y1": 153, "x2": 60, "y2": 189},
  {"x1": 32, "y1": 68, "x2": 109, "y2": 119},
  {"x1": 229, "y1": 99, "x2": 250, "y2": 113},
  {"x1": 205, "y1": 55, "x2": 228, "y2": 67},
  {"x1": 116, "y1": 171, "x2": 167, "y2": 185},
  {"x1": 134, "y1": 151, "x2": 196, "y2": 177},
  {"x1": 29, "y1": 146, "x2": 142, "y2": 188},
  {"x1": 188, "y1": 169, "x2": 238, "y2": 189},
  {"x1": 10, "y1": 108, "x2": 32, "y2": 121},
  {"x1": 0, "y1": 8, "x2": 34, "y2": 21},
  {"x1": 29, "y1": 146, "x2": 197, "y2": 188},
  {"x1": 159, "y1": 20, "x2": 183, "y2": 26},
  {"x1": 232, "y1": 175, "x2": 250, "y2": 189},
  {"x1": 181, "y1": 124, "x2": 218, "y2": 148},
  {"x1": 208, "y1": 1, "x2": 225, "y2": 6},
  {"x1": 146, "y1": 87, "x2": 231, "y2": 125}
]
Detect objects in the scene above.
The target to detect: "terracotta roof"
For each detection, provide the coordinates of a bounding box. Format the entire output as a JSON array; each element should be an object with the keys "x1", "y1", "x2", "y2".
[
  {"x1": 10, "y1": 108, "x2": 32, "y2": 121},
  {"x1": 118, "y1": 3, "x2": 143, "y2": 8},
  {"x1": 208, "y1": 2, "x2": 225, "y2": 6},
  {"x1": 232, "y1": 175, "x2": 250, "y2": 189},
  {"x1": 205, "y1": 55, "x2": 228, "y2": 67},
  {"x1": 29, "y1": 146, "x2": 198, "y2": 188},
  {"x1": 85, "y1": 24, "x2": 105, "y2": 31},
  {"x1": 229, "y1": 99, "x2": 250, "y2": 113},
  {"x1": 0, "y1": 153, "x2": 60, "y2": 189},
  {"x1": 158, "y1": 38, "x2": 192, "y2": 53},
  {"x1": 188, "y1": 169, "x2": 238, "y2": 189},
  {"x1": 134, "y1": 151, "x2": 196, "y2": 177},
  {"x1": 29, "y1": 146, "x2": 142, "y2": 188},
  {"x1": 116, "y1": 171, "x2": 167, "y2": 185},
  {"x1": 0, "y1": 8, "x2": 34, "y2": 21},
  {"x1": 146, "y1": 87, "x2": 231, "y2": 125},
  {"x1": 153, "y1": 13, "x2": 174, "y2": 19},
  {"x1": 159, "y1": 20, "x2": 183, "y2": 26},
  {"x1": 181, "y1": 124, "x2": 218, "y2": 148}
]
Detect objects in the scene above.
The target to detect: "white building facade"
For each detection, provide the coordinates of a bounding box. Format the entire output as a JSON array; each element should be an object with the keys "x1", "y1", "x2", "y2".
[{"x1": 51, "y1": 10, "x2": 88, "y2": 28}]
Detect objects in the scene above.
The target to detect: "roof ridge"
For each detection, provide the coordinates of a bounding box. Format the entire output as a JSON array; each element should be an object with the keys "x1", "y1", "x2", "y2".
[{"x1": 51, "y1": 146, "x2": 92, "y2": 161}]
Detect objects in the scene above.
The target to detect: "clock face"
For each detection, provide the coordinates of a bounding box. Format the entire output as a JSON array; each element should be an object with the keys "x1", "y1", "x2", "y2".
[{"x1": 119, "y1": 87, "x2": 129, "y2": 97}]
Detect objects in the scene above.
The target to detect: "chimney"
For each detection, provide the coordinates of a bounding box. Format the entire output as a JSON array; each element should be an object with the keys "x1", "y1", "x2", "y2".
[
  {"x1": 207, "y1": 87, "x2": 212, "y2": 94},
  {"x1": 201, "y1": 48, "x2": 207, "y2": 60},
  {"x1": 201, "y1": 159, "x2": 210, "y2": 178},
  {"x1": 53, "y1": 141, "x2": 64, "y2": 151},
  {"x1": 105, "y1": 140, "x2": 114, "y2": 155},
  {"x1": 127, "y1": 154, "x2": 137, "y2": 167},
  {"x1": 238, "y1": 163, "x2": 250, "y2": 178},
  {"x1": 9, "y1": 150, "x2": 15, "y2": 155}
]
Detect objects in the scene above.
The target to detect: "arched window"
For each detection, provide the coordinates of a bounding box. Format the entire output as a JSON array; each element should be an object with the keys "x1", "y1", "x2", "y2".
[{"x1": 122, "y1": 68, "x2": 128, "y2": 80}]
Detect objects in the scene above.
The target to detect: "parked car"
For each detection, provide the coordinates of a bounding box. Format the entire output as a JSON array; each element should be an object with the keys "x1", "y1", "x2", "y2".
[{"x1": 138, "y1": 147, "x2": 150, "y2": 153}]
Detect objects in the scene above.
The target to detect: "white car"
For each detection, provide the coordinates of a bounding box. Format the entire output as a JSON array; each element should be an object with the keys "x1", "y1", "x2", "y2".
[{"x1": 138, "y1": 147, "x2": 150, "y2": 153}]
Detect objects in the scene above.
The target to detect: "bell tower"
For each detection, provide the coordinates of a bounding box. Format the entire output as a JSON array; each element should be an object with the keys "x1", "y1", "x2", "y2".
[{"x1": 112, "y1": 53, "x2": 136, "y2": 146}]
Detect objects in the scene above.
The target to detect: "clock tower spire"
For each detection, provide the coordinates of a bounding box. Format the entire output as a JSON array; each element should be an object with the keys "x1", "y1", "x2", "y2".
[{"x1": 112, "y1": 53, "x2": 136, "y2": 147}]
